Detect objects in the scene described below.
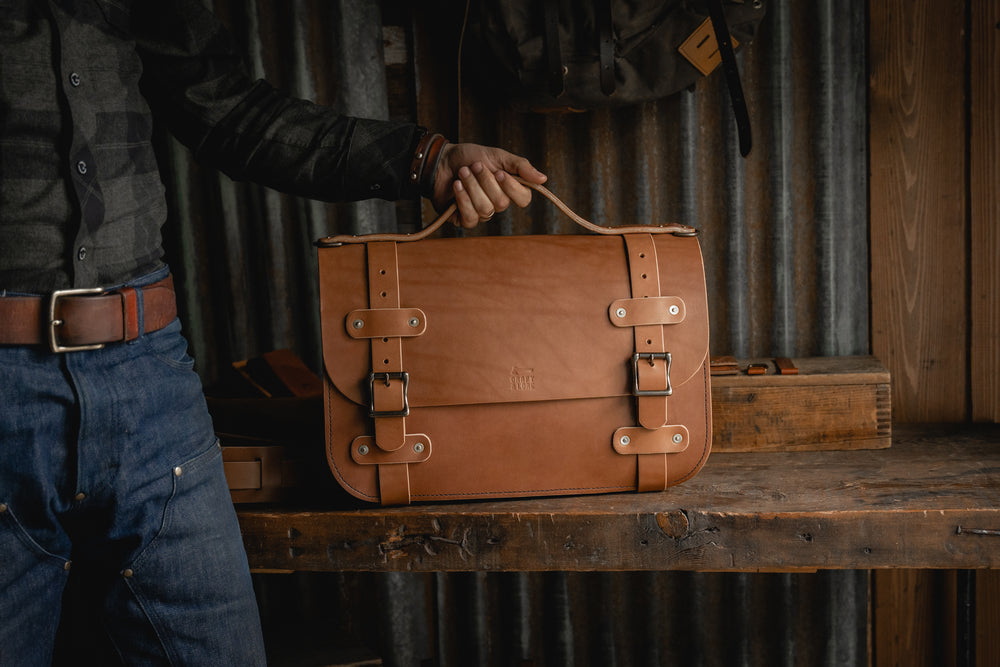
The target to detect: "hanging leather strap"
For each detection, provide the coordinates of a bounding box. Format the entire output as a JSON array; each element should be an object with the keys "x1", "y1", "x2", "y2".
[
  {"x1": 706, "y1": 0, "x2": 752, "y2": 156},
  {"x1": 596, "y1": 0, "x2": 615, "y2": 96},
  {"x1": 543, "y1": 0, "x2": 565, "y2": 97}
]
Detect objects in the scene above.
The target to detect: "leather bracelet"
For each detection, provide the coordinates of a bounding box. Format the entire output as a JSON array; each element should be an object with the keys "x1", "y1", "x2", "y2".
[{"x1": 409, "y1": 132, "x2": 448, "y2": 200}]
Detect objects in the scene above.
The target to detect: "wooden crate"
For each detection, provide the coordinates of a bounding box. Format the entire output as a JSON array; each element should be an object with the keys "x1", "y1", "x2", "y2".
[{"x1": 711, "y1": 356, "x2": 891, "y2": 452}]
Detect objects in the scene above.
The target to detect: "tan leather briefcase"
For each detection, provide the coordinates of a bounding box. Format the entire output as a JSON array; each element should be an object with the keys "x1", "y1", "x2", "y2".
[{"x1": 316, "y1": 184, "x2": 711, "y2": 505}]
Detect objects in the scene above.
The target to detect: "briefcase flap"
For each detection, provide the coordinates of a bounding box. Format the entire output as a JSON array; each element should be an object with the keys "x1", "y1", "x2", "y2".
[{"x1": 319, "y1": 233, "x2": 709, "y2": 409}]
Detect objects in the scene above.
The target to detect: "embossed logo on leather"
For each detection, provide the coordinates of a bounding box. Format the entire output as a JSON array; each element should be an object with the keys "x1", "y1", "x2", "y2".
[{"x1": 509, "y1": 367, "x2": 535, "y2": 392}]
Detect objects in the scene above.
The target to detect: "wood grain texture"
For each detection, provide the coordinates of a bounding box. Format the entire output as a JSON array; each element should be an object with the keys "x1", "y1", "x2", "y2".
[
  {"x1": 874, "y1": 570, "x2": 957, "y2": 667},
  {"x1": 712, "y1": 356, "x2": 891, "y2": 452},
  {"x1": 869, "y1": 0, "x2": 968, "y2": 422},
  {"x1": 977, "y1": 571, "x2": 1000, "y2": 667},
  {"x1": 970, "y1": 0, "x2": 1000, "y2": 422},
  {"x1": 237, "y1": 424, "x2": 1000, "y2": 573}
]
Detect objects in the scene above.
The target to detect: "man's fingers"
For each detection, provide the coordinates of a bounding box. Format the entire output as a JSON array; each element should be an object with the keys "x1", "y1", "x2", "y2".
[
  {"x1": 452, "y1": 180, "x2": 481, "y2": 229},
  {"x1": 496, "y1": 170, "x2": 532, "y2": 208},
  {"x1": 472, "y1": 162, "x2": 510, "y2": 212}
]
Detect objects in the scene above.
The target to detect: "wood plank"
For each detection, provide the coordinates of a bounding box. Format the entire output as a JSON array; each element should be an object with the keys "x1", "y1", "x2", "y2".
[
  {"x1": 874, "y1": 570, "x2": 956, "y2": 667},
  {"x1": 978, "y1": 571, "x2": 1000, "y2": 666},
  {"x1": 237, "y1": 424, "x2": 1000, "y2": 573},
  {"x1": 869, "y1": 0, "x2": 968, "y2": 422},
  {"x1": 970, "y1": 0, "x2": 1000, "y2": 422}
]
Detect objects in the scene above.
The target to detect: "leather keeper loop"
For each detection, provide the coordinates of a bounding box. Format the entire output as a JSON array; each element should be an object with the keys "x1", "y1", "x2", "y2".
[
  {"x1": 609, "y1": 296, "x2": 685, "y2": 327},
  {"x1": 613, "y1": 425, "x2": 690, "y2": 455},
  {"x1": 352, "y1": 435, "x2": 432, "y2": 465},
  {"x1": 347, "y1": 308, "x2": 426, "y2": 339}
]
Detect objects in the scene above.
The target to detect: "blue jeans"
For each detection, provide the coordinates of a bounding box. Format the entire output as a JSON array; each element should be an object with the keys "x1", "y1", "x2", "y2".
[{"x1": 0, "y1": 267, "x2": 265, "y2": 666}]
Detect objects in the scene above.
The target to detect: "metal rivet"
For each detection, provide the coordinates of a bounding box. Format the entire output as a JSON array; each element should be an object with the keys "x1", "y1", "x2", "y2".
[
  {"x1": 123, "y1": 568, "x2": 134, "y2": 578},
  {"x1": 408, "y1": 317, "x2": 420, "y2": 327},
  {"x1": 0, "y1": 503, "x2": 7, "y2": 513},
  {"x1": 74, "y1": 492, "x2": 86, "y2": 502},
  {"x1": 173, "y1": 466, "x2": 182, "y2": 477},
  {"x1": 358, "y1": 444, "x2": 370, "y2": 456},
  {"x1": 352, "y1": 319, "x2": 365, "y2": 329},
  {"x1": 669, "y1": 305, "x2": 680, "y2": 316},
  {"x1": 413, "y1": 442, "x2": 424, "y2": 453},
  {"x1": 619, "y1": 435, "x2": 631, "y2": 446},
  {"x1": 615, "y1": 308, "x2": 627, "y2": 318},
  {"x1": 64, "y1": 561, "x2": 72, "y2": 571},
  {"x1": 672, "y1": 433, "x2": 684, "y2": 444}
]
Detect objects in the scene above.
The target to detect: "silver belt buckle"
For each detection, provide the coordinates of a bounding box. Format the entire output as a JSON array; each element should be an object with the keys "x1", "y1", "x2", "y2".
[{"x1": 48, "y1": 287, "x2": 107, "y2": 353}]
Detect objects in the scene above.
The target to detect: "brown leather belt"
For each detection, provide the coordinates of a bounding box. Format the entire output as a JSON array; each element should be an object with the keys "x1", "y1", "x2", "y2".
[{"x1": 0, "y1": 275, "x2": 177, "y2": 352}]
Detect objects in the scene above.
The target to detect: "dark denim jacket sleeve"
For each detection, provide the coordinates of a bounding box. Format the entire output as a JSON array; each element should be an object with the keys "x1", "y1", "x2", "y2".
[{"x1": 130, "y1": 0, "x2": 422, "y2": 203}]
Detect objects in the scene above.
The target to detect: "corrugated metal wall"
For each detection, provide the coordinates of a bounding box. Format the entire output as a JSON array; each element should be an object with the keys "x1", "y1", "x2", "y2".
[{"x1": 156, "y1": 1, "x2": 872, "y2": 665}]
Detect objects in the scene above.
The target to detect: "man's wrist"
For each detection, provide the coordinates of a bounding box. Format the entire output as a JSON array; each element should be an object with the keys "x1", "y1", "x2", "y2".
[{"x1": 409, "y1": 131, "x2": 449, "y2": 200}]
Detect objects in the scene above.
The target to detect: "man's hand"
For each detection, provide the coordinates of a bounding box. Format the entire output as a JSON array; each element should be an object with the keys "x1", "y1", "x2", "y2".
[{"x1": 431, "y1": 143, "x2": 547, "y2": 229}]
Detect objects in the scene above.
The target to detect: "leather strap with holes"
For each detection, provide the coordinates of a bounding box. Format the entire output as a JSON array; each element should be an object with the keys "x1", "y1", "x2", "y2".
[
  {"x1": 366, "y1": 241, "x2": 412, "y2": 504},
  {"x1": 624, "y1": 234, "x2": 672, "y2": 492}
]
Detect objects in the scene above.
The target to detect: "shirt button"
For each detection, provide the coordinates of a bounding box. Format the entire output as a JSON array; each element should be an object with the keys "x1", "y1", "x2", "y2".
[
  {"x1": 69, "y1": 72, "x2": 81, "y2": 87},
  {"x1": 77, "y1": 246, "x2": 87, "y2": 261},
  {"x1": 76, "y1": 160, "x2": 88, "y2": 175}
]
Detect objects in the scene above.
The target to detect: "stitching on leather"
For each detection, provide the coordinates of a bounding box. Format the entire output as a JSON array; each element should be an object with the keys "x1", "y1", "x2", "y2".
[{"x1": 326, "y1": 384, "x2": 378, "y2": 501}]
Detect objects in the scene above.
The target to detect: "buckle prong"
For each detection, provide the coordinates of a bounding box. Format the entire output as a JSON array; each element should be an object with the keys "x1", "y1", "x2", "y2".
[
  {"x1": 368, "y1": 371, "x2": 410, "y2": 417},
  {"x1": 632, "y1": 352, "x2": 672, "y2": 397},
  {"x1": 48, "y1": 288, "x2": 107, "y2": 353}
]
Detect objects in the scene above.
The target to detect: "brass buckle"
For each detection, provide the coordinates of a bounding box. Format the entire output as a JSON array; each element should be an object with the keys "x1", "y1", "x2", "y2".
[
  {"x1": 48, "y1": 287, "x2": 106, "y2": 353},
  {"x1": 632, "y1": 352, "x2": 672, "y2": 397},
  {"x1": 368, "y1": 371, "x2": 410, "y2": 417}
]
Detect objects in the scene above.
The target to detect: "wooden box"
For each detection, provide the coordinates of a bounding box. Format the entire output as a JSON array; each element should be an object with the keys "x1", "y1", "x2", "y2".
[{"x1": 711, "y1": 356, "x2": 891, "y2": 452}]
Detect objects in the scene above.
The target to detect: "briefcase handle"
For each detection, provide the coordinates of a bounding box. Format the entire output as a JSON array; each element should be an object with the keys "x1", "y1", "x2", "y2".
[{"x1": 316, "y1": 178, "x2": 698, "y2": 246}]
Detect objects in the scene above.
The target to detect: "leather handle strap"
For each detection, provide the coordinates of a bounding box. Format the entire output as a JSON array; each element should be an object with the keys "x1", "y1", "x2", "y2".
[{"x1": 316, "y1": 179, "x2": 698, "y2": 246}]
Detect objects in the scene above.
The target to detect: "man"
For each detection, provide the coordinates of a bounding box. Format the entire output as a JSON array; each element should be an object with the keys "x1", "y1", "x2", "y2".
[{"x1": 0, "y1": 0, "x2": 547, "y2": 663}]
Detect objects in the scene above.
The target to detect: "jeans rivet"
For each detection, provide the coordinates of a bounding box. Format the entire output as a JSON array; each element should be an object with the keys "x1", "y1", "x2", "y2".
[
  {"x1": 173, "y1": 466, "x2": 183, "y2": 477},
  {"x1": 0, "y1": 503, "x2": 7, "y2": 513},
  {"x1": 123, "y1": 568, "x2": 134, "y2": 578},
  {"x1": 64, "y1": 561, "x2": 72, "y2": 571}
]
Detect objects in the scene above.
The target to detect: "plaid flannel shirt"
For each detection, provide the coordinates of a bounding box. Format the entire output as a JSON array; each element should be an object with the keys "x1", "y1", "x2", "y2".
[{"x1": 0, "y1": 0, "x2": 422, "y2": 292}]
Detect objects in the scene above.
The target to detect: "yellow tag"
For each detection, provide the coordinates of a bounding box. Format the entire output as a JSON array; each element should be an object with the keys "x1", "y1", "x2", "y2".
[{"x1": 678, "y1": 17, "x2": 739, "y2": 77}]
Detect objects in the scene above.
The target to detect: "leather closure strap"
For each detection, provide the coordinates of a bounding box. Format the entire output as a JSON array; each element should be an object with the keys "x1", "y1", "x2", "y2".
[
  {"x1": 620, "y1": 234, "x2": 683, "y2": 493},
  {"x1": 365, "y1": 241, "x2": 414, "y2": 505},
  {"x1": 367, "y1": 242, "x2": 408, "y2": 451},
  {"x1": 624, "y1": 234, "x2": 669, "y2": 429},
  {"x1": 0, "y1": 276, "x2": 177, "y2": 352}
]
